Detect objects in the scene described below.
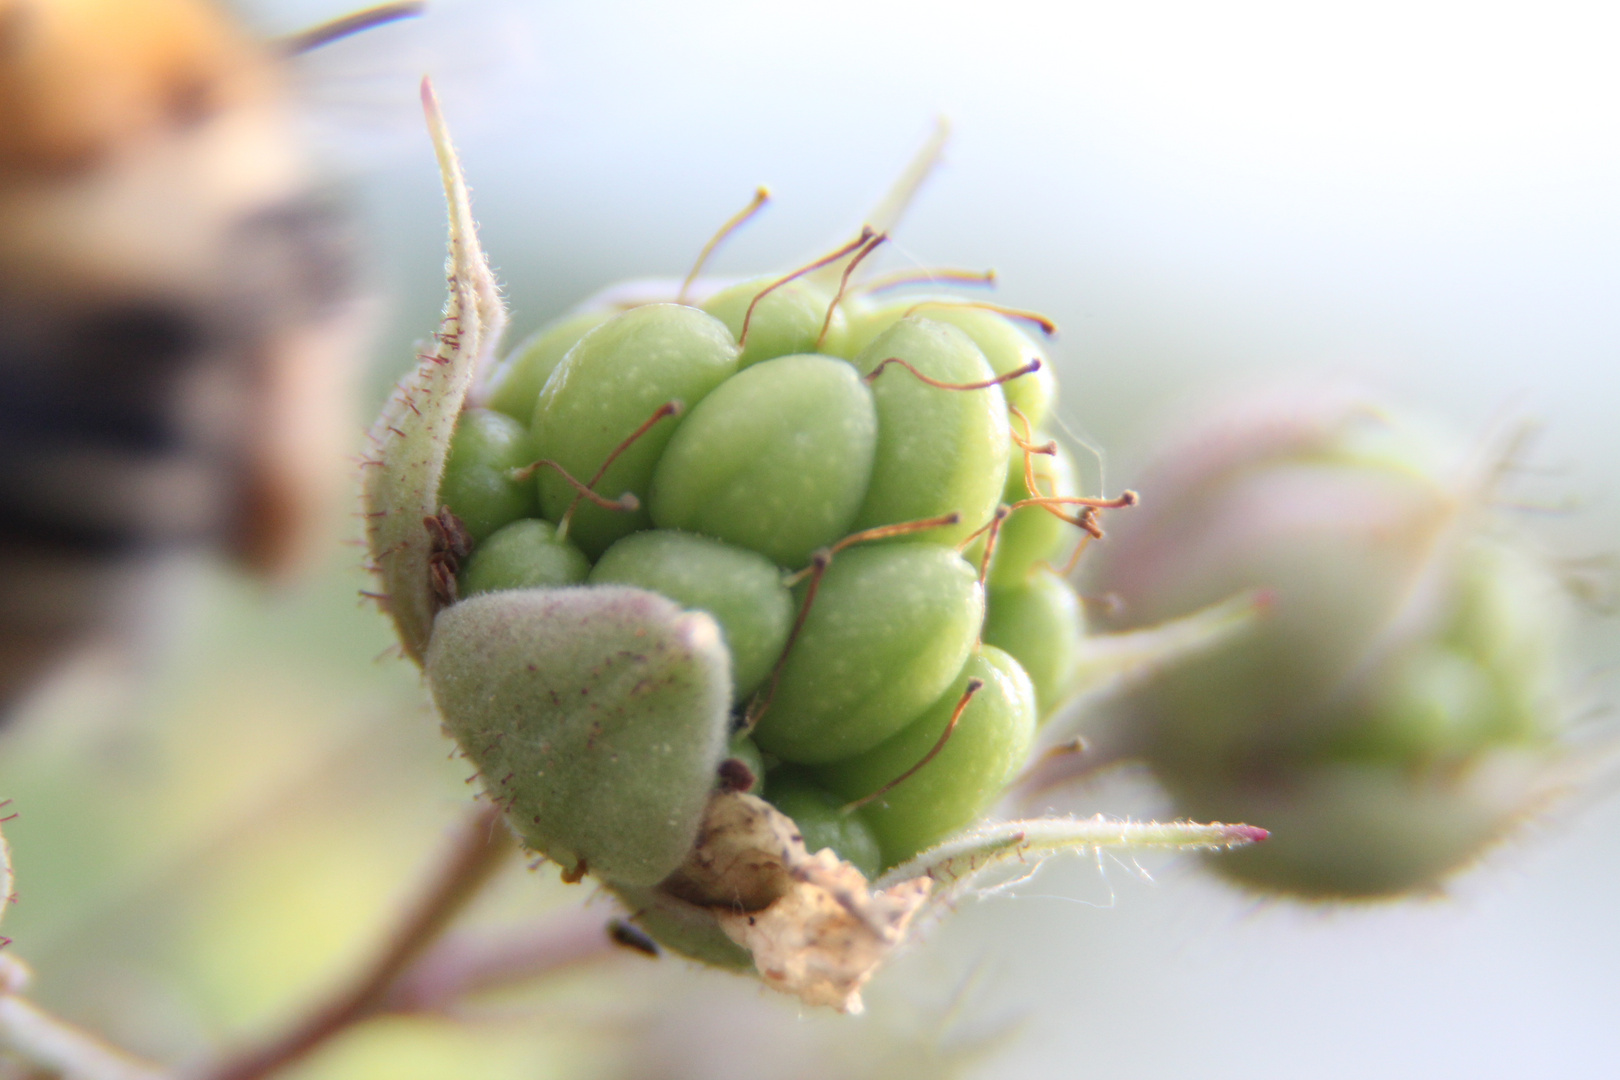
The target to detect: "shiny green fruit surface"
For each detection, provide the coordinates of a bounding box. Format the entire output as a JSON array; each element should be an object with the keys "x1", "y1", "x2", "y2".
[
  {"x1": 438, "y1": 408, "x2": 539, "y2": 542},
  {"x1": 590, "y1": 530, "x2": 793, "y2": 701},
  {"x1": 532, "y1": 304, "x2": 739, "y2": 558},
  {"x1": 850, "y1": 317, "x2": 1011, "y2": 549},
  {"x1": 848, "y1": 300, "x2": 1055, "y2": 429},
  {"x1": 817, "y1": 647, "x2": 1036, "y2": 868},
  {"x1": 701, "y1": 277, "x2": 849, "y2": 367},
  {"x1": 753, "y1": 543, "x2": 984, "y2": 764},
  {"x1": 485, "y1": 309, "x2": 616, "y2": 421},
  {"x1": 649, "y1": 354, "x2": 877, "y2": 569},
  {"x1": 459, "y1": 518, "x2": 590, "y2": 598},
  {"x1": 982, "y1": 573, "x2": 1085, "y2": 720}
]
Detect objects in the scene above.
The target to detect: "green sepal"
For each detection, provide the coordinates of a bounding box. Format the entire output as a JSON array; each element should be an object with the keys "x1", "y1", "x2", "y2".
[
  {"x1": 426, "y1": 586, "x2": 733, "y2": 887},
  {"x1": 362, "y1": 82, "x2": 507, "y2": 663}
]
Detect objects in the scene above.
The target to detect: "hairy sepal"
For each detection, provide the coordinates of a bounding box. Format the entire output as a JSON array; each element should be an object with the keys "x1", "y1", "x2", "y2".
[
  {"x1": 426, "y1": 586, "x2": 732, "y2": 887},
  {"x1": 363, "y1": 80, "x2": 507, "y2": 662}
]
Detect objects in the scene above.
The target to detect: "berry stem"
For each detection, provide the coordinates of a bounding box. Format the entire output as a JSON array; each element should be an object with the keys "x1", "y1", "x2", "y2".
[
  {"x1": 976, "y1": 506, "x2": 1011, "y2": 585},
  {"x1": 380, "y1": 905, "x2": 619, "y2": 1014},
  {"x1": 0, "y1": 962, "x2": 168, "y2": 1080}
]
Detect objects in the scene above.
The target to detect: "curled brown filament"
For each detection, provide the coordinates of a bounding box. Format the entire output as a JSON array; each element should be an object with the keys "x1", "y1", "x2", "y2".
[
  {"x1": 740, "y1": 227, "x2": 876, "y2": 346},
  {"x1": 751, "y1": 512, "x2": 964, "y2": 732},
  {"x1": 841, "y1": 678, "x2": 986, "y2": 813},
  {"x1": 677, "y1": 187, "x2": 771, "y2": 305},
  {"x1": 533, "y1": 401, "x2": 681, "y2": 536},
  {"x1": 901, "y1": 300, "x2": 1057, "y2": 336},
  {"x1": 863, "y1": 356, "x2": 1041, "y2": 391},
  {"x1": 509, "y1": 460, "x2": 639, "y2": 515},
  {"x1": 817, "y1": 231, "x2": 888, "y2": 349}
]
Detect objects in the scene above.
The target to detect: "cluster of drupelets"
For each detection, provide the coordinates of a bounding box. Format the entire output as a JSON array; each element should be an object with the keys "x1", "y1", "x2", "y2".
[
  {"x1": 430, "y1": 214, "x2": 1134, "y2": 879},
  {"x1": 366, "y1": 94, "x2": 1577, "y2": 999},
  {"x1": 1085, "y1": 394, "x2": 1574, "y2": 898}
]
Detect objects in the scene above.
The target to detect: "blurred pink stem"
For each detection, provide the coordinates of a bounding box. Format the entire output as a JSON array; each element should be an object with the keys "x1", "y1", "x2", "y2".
[
  {"x1": 196, "y1": 799, "x2": 517, "y2": 1080},
  {"x1": 382, "y1": 904, "x2": 618, "y2": 1014}
]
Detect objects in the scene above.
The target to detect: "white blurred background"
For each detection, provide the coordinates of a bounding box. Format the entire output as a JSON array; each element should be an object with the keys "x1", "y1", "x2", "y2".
[{"x1": 27, "y1": 2, "x2": 1620, "y2": 1077}]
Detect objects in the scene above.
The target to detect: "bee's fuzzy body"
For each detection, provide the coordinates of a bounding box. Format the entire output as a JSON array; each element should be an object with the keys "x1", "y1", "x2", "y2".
[{"x1": 0, "y1": 0, "x2": 369, "y2": 708}]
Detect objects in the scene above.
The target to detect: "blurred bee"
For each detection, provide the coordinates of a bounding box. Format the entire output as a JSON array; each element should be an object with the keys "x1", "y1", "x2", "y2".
[{"x1": 0, "y1": 0, "x2": 413, "y2": 711}]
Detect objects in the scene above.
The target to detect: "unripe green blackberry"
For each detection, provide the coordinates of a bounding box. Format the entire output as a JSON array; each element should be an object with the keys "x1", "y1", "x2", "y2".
[
  {"x1": 1086, "y1": 390, "x2": 1571, "y2": 899},
  {"x1": 363, "y1": 87, "x2": 1264, "y2": 1011},
  {"x1": 589, "y1": 530, "x2": 793, "y2": 701},
  {"x1": 816, "y1": 646, "x2": 1037, "y2": 867}
]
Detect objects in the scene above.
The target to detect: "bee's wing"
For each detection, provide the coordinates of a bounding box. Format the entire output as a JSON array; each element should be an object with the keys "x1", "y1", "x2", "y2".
[{"x1": 267, "y1": 0, "x2": 546, "y2": 175}]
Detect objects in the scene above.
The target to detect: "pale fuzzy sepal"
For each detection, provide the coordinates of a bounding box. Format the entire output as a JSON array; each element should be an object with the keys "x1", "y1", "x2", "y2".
[{"x1": 362, "y1": 79, "x2": 506, "y2": 662}]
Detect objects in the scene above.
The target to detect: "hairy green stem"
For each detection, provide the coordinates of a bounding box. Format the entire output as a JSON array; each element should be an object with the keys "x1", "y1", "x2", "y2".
[{"x1": 876, "y1": 815, "x2": 1269, "y2": 904}]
